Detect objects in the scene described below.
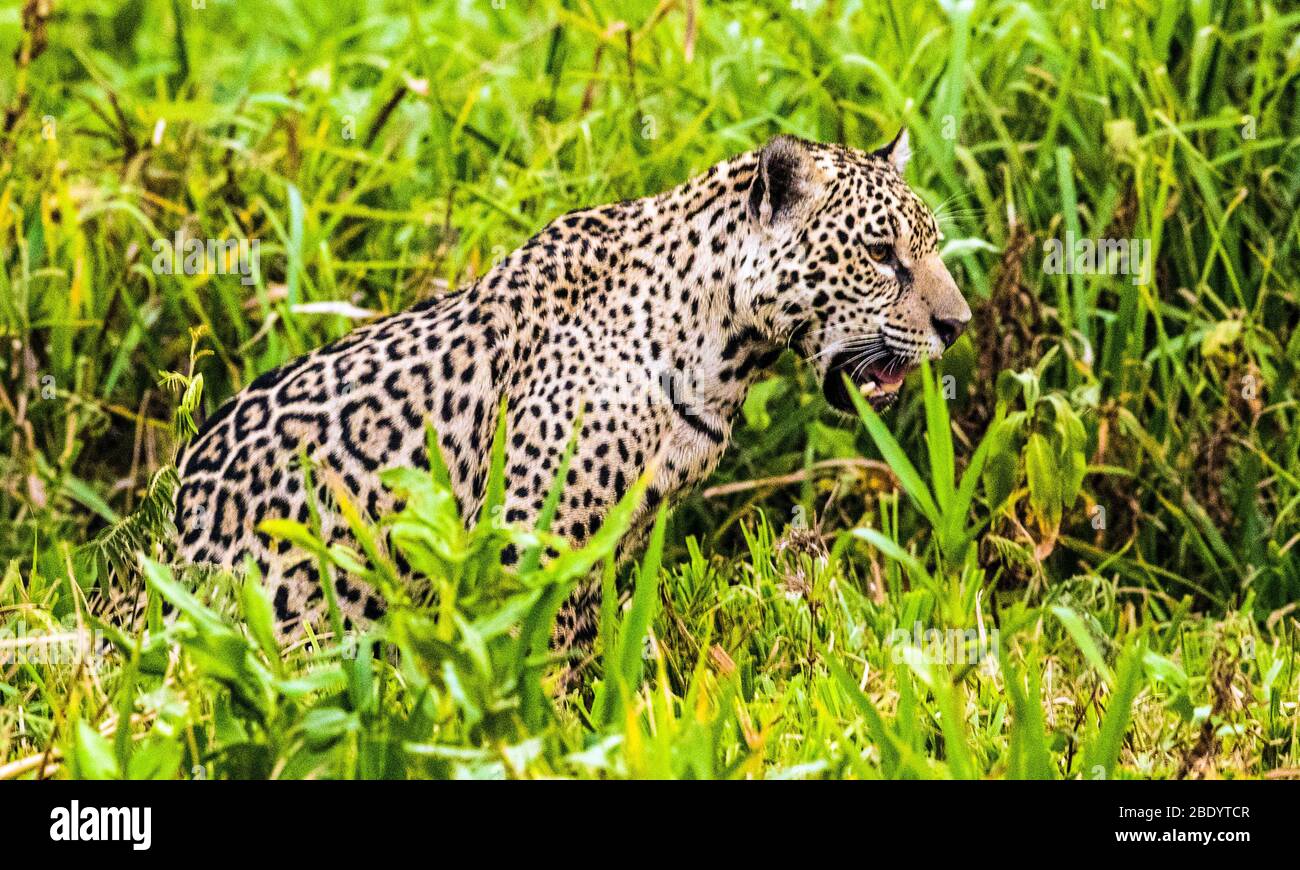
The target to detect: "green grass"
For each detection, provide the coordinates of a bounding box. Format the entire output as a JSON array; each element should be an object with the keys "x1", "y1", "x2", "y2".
[{"x1": 1, "y1": 0, "x2": 1298, "y2": 779}]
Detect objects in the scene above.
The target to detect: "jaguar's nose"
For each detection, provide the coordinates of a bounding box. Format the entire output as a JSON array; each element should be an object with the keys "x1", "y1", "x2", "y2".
[{"x1": 931, "y1": 315, "x2": 968, "y2": 349}]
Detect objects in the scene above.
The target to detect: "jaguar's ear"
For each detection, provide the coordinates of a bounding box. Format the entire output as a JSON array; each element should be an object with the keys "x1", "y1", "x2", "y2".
[
  {"x1": 872, "y1": 128, "x2": 911, "y2": 174},
  {"x1": 748, "y1": 135, "x2": 815, "y2": 226}
]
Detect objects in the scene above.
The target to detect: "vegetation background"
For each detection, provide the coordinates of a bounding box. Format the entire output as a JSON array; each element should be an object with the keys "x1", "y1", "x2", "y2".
[{"x1": 1, "y1": 0, "x2": 1298, "y2": 779}]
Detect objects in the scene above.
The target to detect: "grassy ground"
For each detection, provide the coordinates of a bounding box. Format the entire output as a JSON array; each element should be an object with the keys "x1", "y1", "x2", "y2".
[{"x1": 1, "y1": 0, "x2": 1298, "y2": 779}]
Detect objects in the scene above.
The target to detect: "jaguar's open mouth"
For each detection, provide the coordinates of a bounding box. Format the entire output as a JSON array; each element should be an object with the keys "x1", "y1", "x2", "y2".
[{"x1": 822, "y1": 349, "x2": 915, "y2": 414}]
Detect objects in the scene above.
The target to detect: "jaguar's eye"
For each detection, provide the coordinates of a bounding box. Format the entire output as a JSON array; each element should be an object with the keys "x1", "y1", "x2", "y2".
[{"x1": 866, "y1": 243, "x2": 893, "y2": 263}]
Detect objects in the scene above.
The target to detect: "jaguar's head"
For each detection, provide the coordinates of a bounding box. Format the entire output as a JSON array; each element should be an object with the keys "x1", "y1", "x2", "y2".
[{"x1": 739, "y1": 132, "x2": 971, "y2": 413}]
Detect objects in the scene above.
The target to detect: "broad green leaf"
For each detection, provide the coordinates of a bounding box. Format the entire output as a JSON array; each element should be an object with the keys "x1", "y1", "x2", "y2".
[
  {"x1": 851, "y1": 527, "x2": 936, "y2": 592},
  {"x1": 921, "y1": 359, "x2": 955, "y2": 511},
  {"x1": 847, "y1": 376, "x2": 939, "y2": 524},
  {"x1": 1025, "y1": 432, "x2": 1062, "y2": 527},
  {"x1": 1083, "y1": 641, "x2": 1145, "y2": 779},
  {"x1": 742, "y1": 376, "x2": 785, "y2": 431},
  {"x1": 240, "y1": 557, "x2": 282, "y2": 672},
  {"x1": 1051, "y1": 605, "x2": 1113, "y2": 682},
  {"x1": 71, "y1": 720, "x2": 120, "y2": 780}
]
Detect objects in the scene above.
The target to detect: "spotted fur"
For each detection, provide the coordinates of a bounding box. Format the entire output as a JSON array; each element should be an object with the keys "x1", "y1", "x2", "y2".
[{"x1": 174, "y1": 132, "x2": 971, "y2": 643}]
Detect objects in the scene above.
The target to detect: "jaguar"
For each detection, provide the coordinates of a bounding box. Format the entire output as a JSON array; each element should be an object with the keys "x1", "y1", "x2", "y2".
[{"x1": 173, "y1": 131, "x2": 972, "y2": 649}]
